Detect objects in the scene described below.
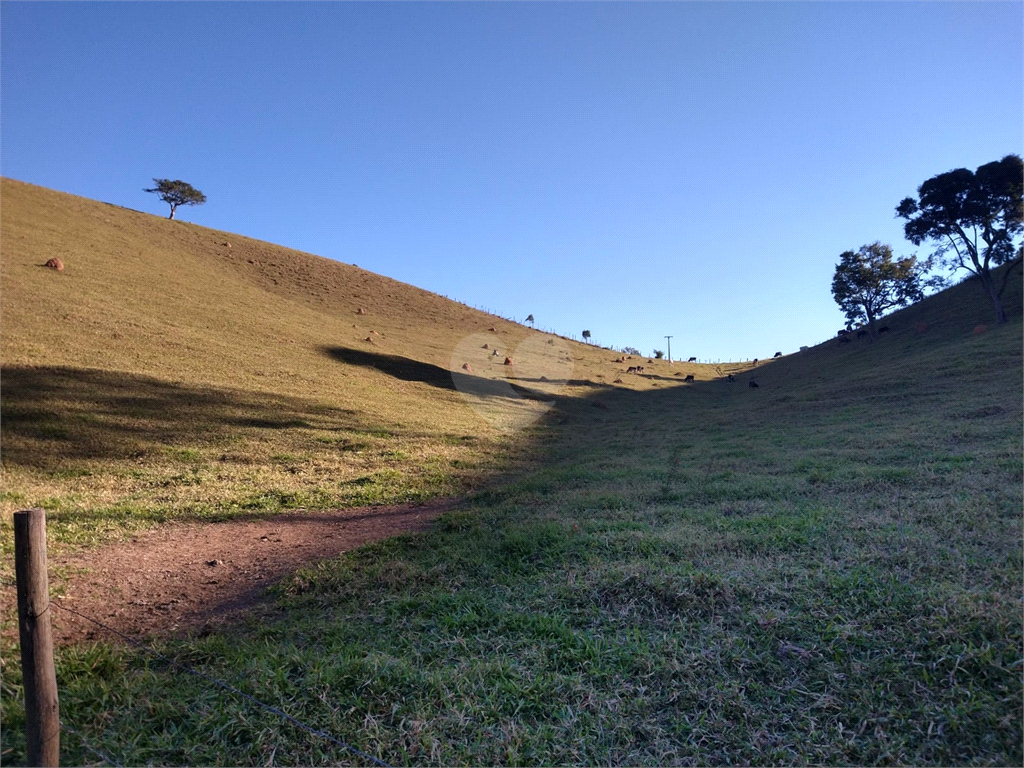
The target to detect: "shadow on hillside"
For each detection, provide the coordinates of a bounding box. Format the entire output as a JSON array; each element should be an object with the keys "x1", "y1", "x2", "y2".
[
  {"x1": 321, "y1": 346, "x2": 457, "y2": 390},
  {"x1": 0, "y1": 366, "x2": 368, "y2": 470},
  {"x1": 320, "y1": 346, "x2": 553, "y2": 401}
]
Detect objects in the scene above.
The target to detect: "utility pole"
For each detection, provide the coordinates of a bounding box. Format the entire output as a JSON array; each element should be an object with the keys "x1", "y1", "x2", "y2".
[{"x1": 665, "y1": 336, "x2": 673, "y2": 363}]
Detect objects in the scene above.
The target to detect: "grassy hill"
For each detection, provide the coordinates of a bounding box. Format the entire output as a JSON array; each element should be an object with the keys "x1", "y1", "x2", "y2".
[
  {"x1": 1, "y1": 177, "x2": 1021, "y2": 765},
  {"x1": 0, "y1": 178, "x2": 672, "y2": 543},
  {"x1": 0, "y1": 177, "x2": 754, "y2": 547}
]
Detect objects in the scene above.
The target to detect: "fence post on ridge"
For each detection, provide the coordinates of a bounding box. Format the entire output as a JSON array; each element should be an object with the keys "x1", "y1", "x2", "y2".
[{"x1": 15, "y1": 508, "x2": 60, "y2": 767}]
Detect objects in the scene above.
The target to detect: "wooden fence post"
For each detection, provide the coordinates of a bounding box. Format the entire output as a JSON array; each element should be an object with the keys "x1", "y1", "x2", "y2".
[{"x1": 15, "y1": 508, "x2": 60, "y2": 767}]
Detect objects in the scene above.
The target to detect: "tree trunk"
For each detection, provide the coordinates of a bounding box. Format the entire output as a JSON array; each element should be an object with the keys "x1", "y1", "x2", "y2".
[
  {"x1": 168, "y1": 205, "x2": 176, "y2": 220},
  {"x1": 866, "y1": 311, "x2": 878, "y2": 339},
  {"x1": 978, "y1": 269, "x2": 1007, "y2": 325}
]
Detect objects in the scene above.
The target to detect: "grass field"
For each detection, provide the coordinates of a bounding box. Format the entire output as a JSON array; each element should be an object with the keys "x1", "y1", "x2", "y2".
[
  {"x1": 0, "y1": 179, "x2": 725, "y2": 555},
  {"x1": 1, "y1": 178, "x2": 1021, "y2": 765}
]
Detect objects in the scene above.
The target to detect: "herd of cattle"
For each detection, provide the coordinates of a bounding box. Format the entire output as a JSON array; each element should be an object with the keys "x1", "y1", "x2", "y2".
[
  {"x1": 617, "y1": 358, "x2": 755, "y2": 388},
  {"x1": 836, "y1": 326, "x2": 889, "y2": 344},
  {"x1": 610, "y1": 325, "x2": 892, "y2": 393},
  {"x1": 606, "y1": 324, "x2": 894, "y2": 392}
]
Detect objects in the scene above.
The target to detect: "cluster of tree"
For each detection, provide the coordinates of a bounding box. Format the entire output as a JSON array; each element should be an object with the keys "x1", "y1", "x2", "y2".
[{"x1": 832, "y1": 155, "x2": 1022, "y2": 332}]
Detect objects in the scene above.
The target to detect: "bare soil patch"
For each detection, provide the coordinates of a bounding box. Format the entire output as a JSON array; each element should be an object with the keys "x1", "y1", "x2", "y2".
[{"x1": 9, "y1": 500, "x2": 457, "y2": 646}]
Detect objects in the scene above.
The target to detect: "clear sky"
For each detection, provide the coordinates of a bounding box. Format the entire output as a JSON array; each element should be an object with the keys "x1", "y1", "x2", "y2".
[{"x1": 2, "y1": 1, "x2": 1021, "y2": 361}]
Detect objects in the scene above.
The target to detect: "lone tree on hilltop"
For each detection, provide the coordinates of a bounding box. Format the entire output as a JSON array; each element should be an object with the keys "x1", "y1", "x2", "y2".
[
  {"x1": 896, "y1": 154, "x2": 1023, "y2": 325},
  {"x1": 145, "y1": 178, "x2": 207, "y2": 220},
  {"x1": 582, "y1": 329, "x2": 591, "y2": 343},
  {"x1": 831, "y1": 243, "x2": 926, "y2": 339}
]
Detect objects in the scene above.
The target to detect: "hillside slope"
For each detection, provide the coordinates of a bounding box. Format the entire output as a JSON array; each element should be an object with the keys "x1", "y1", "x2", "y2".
[
  {"x1": 1, "y1": 177, "x2": 552, "y2": 430},
  {"x1": 2, "y1": 179, "x2": 1022, "y2": 766},
  {"x1": 1, "y1": 176, "x2": 1020, "y2": 539},
  {"x1": 0, "y1": 178, "x2": 594, "y2": 534}
]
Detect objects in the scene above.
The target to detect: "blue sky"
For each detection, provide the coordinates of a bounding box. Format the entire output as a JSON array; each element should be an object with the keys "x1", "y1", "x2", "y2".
[{"x1": 2, "y1": 2, "x2": 1021, "y2": 361}]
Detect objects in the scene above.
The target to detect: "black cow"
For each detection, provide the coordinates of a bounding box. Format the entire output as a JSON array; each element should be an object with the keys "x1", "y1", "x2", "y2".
[
  {"x1": 688, "y1": 356, "x2": 697, "y2": 362},
  {"x1": 773, "y1": 351, "x2": 782, "y2": 358},
  {"x1": 749, "y1": 380, "x2": 759, "y2": 389},
  {"x1": 684, "y1": 374, "x2": 695, "y2": 382}
]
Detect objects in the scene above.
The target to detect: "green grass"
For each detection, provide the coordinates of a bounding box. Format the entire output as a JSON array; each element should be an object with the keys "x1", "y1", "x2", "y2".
[
  {"x1": 1, "y1": 179, "x2": 1021, "y2": 765},
  {"x1": 5, "y1": 317, "x2": 1020, "y2": 765}
]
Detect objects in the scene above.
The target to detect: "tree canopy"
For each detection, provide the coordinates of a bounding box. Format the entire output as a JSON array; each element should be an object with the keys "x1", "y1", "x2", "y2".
[
  {"x1": 145, "y1": 178, "x2": 207, "y2": 220},
  {"x1": 831, "y1": 243, "x2": 925, "y2": 338},
  {"x1": 896, "y1": 154, "x2": 1023, "y2": 324}
]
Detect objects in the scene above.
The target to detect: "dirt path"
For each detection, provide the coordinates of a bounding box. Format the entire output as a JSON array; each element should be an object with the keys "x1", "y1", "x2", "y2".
[{"x1": 7, "y1": 500, "x2": 457, "y2": 646}]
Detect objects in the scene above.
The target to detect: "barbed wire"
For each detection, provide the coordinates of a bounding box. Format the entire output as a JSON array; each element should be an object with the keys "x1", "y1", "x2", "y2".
[
  {"x1": 50, "y1": 600, "x2": 391, "y2": 768},
  {"x1": 60, "y1": 719, "x2": 123, "y2": 767}
]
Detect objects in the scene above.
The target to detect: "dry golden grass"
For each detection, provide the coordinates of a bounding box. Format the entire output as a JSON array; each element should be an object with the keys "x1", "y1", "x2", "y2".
[
  {"x1": 0, "y1": 178, "x2": 733, "y2": 550},
  {"x1": 2, "y1": 178, "x2": 1019, "y2": 545}
]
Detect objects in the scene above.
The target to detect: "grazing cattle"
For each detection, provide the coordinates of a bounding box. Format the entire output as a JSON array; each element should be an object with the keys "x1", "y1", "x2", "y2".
[
  {"x1": 878, "y1": 325, "x2": 890, "y2": 335},
  {"x1": 492, "y1": 349, "x2": 500, "y2": 356},
  {"x1": 773, "y1": 351, "x2": 782, "y2": 358},
  {"x1": 749, "y1": 380, "x2": 759, "y2": 389},
  {"x1": 856, "y1": 329, "x2": 868, "y2": 338},
  {"x1": 504, "y1": 357, "x2": 513, "y2": 365},
  {"x1": 800, "y1": 345, "x2": 809, "y2": 352},
  {"x1": 688, "y1": 356, "x2": 697, "y2": 362},
  {"x1": 727, "y1": 374, "x2": 736, "y2": 382},
  {"x1": 627, "y1": 366, "x2": 638, "y2": 374},
  {"x1": 461, "y1": 363, "x2": 472, "y2": 372},
  {"x1": 752, "y1": 359, "x2": 759, "y2": 365},
  {"x1": 684, "y1": 374, "x2": 695, "y2": 382},
  {"x1": 613, "y1": 378, "x2": 623, "y2": 384}
]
